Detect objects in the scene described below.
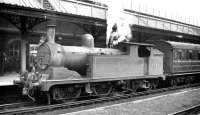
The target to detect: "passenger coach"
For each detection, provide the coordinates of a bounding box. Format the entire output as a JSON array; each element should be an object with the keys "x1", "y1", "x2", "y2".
[{"x1": 150, "y1": 40, "x2": 200, "y2": 85}]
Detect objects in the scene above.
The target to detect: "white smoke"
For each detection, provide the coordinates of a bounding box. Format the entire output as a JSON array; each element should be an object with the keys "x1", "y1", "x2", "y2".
[{"x1": 105, "y1": 0, "x2": 132, "y2": 47}]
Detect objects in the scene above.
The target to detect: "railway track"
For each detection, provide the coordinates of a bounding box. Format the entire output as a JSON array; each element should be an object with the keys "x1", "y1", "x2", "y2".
[
  {"x1": 169, "y1": 104, "x2": 200, "y2": 115},
  {"x1": 0, "y1": 102, "x2": 33, "y2": 110},
  {"x1": 0, "y1": 83, "x2": 200, "y2": 115}
]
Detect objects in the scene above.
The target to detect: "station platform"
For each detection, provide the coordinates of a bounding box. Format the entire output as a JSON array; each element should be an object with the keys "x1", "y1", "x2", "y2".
[
  {"x1": 62, "y1": 87, "x2": 200, "y2": 115},
  {"x1": 0, "y1": 73, "x2": 19, "y2": 86}
]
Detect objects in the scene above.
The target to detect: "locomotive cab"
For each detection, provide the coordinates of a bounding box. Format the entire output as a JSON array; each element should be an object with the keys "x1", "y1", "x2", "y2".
[{"x1": 88, "y1": 42, "x2": 164, "y2": 80}]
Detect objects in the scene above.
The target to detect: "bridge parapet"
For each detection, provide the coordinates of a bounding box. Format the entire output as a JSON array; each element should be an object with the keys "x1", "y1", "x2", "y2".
[
  {"x1": 47, "y1": 0, "x2": 200, "y2": 36},
  {"x1": 47, "y1": 0, "x2": 107, "y2": 19},
  {"x1": 1, "y1": 0, "x2": 200, "y2": 36},
  {"x1": 124, "y1": 10, "x2": 200, "y2": 36}
]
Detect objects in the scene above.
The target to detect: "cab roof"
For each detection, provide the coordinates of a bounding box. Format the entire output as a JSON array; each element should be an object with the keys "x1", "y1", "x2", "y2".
[{"x1": 122, "y1": 42, "x2": 155, "y2": 47}]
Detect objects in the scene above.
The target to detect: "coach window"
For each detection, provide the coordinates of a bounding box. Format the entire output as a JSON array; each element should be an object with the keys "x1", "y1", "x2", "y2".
[
  {"x1": 174, "y1": 50, "x2": 178, "y2": 60},
  {"x1": 177, "y1": 50, "x2": 183, "y2": 61},
  {"x1": 138, "y1": 46, "x2": 150, "y2": 57},
  {"x1": 198, "y1": 51, "x2": 200, "y2": 60},
  {"x1": 188, "y1": 50, "x2": 193, "y2": 60},
  {"x1": 189, "y1": 50, "x2": 193, "y2": 60},
  {"x1": 193, "y1": 50, "x2": 198, "y2": 60}
]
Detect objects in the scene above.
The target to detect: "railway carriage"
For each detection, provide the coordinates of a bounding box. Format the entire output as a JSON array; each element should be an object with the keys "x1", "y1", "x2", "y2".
[
  {"x1": 151, "y1": 41, "x2": 200, "y2": 74},
  {"x1": 150, "y1": 41, "x2": 200, "y2": 85}
]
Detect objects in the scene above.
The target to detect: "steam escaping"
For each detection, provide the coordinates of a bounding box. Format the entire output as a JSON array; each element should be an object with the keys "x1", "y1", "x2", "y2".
[{"x1": 106, "y1": 0, "x2": 132, "y2": 47}]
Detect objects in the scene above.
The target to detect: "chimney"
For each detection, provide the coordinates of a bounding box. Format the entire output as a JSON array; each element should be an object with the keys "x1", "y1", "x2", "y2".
[{"x1": 46, "y1": 21, "x2": 56, "y2": 43}]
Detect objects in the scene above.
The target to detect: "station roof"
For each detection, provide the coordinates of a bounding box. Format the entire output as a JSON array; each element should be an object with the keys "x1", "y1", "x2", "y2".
[
  {"x1": 0, "y1": 0, "x2": 106, "y2": 26},
  {"x1": 0, "y1": 0, "x2": 42, "y2": 9}
]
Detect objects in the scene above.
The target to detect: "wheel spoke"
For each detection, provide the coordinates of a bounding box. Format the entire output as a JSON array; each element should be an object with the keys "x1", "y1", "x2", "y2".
[
  {"x1": 92, "y1": 83, "x2": 112, "y2": 96},
  {"x1": 50, "y1": 85, "x2": 81, "y2": 102}
]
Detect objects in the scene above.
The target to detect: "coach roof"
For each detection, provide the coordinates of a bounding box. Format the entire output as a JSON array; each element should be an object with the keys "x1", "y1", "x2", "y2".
[{"x1": 164, "y1": 41, "x2": 200, "y2": 50}]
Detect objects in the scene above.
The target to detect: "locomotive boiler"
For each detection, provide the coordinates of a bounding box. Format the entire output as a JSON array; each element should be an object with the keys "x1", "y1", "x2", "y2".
[{"x1": 37, "y1": 34, "x2": 124, "y2": 74}]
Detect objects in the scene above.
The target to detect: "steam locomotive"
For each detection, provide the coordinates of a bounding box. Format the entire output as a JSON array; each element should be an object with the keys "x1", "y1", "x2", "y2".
[{"x1": 15, "y1": 34, "x2": 200, "y2": 104}]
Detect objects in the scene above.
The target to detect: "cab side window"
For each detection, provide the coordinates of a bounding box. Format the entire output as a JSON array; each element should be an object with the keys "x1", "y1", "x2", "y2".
[{"x1": 138, "y1": 46, "x2": 150, "y2": 57}]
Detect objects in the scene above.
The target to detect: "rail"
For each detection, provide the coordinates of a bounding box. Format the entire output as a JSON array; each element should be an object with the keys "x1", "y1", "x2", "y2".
[{"x1": 169, "y1": 104, "x2": 200, "y2": 115}]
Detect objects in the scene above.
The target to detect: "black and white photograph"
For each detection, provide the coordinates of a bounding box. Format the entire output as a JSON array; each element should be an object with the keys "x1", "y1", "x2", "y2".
[{"x1": 0, "y1": 0, "x2": 200, "y2": 114}]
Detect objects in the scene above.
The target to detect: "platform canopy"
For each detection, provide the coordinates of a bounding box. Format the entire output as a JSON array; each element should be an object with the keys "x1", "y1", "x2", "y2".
[{"x1": 0, "y1": 0, "x2": 106, "y2": 27}]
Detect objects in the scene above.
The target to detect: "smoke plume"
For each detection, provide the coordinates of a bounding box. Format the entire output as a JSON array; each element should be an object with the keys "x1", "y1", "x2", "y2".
[{"x1": 106, "y1": 0, "x2": 132, "y2": 47}]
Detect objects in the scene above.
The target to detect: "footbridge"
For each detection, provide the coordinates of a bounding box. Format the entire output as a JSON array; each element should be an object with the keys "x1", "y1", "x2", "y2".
[
  {"x1": 0, "y1": 0, "x2": 200, "y2": 39},
  {"x1": 42, "y1": 0, "x2": 200, "y2": 37}
]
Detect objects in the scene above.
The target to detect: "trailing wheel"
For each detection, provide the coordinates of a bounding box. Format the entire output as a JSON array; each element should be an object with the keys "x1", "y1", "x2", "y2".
[
  {"x1": 50, "y1": 85, "x2": 81, "y2": 103},
  {"x1": 170, "y1": 79, "x2": 178, "y2": 87},
  {"x1": 92, "y1": 82, "x2": 112, "y2": 96},
  {"x1": 149, "y1": 80, "x2": 159, "y2": 90},
  {"x1": 131, "y1": 81, "x2": 139, "y2": 92},
  {"x1": 185, "y1": 77, "x2": 191, "y2": 85}
]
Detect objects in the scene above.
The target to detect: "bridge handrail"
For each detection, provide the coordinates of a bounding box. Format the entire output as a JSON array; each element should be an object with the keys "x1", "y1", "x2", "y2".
[{"x1": 124, "y1": 9, "x2": 200, "y2": 36}]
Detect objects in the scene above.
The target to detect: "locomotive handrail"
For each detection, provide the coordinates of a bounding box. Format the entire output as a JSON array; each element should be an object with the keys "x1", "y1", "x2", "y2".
[{"x1": 121, "y1": 42, "x2": 155, "y2": 46}]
